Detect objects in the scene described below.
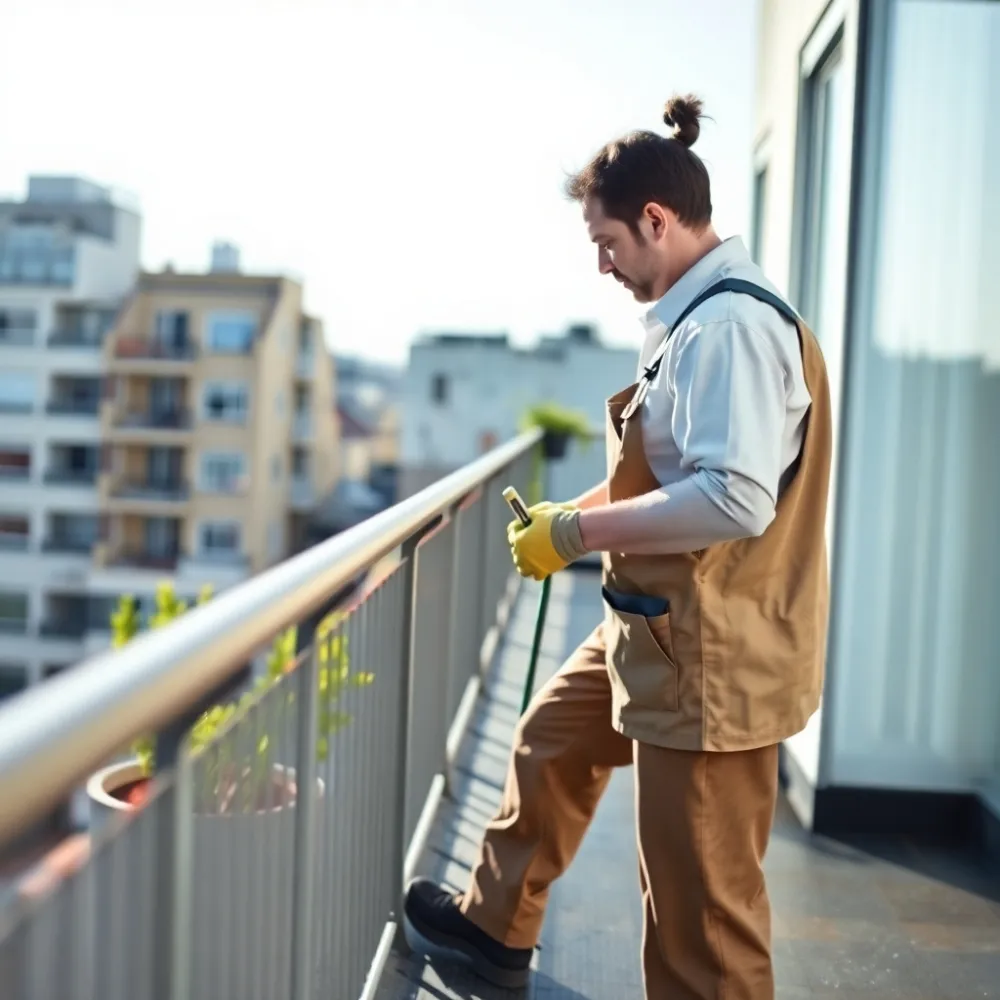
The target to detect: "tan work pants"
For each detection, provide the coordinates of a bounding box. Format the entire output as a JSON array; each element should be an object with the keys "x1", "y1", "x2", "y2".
[{"x1": 460, "y1": 625, "x2": 779, "y2": 1000}]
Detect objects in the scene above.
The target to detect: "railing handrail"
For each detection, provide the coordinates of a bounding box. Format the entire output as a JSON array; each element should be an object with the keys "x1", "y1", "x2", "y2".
[{"x1": 0, "y1": 430, "x2": 540, "y2": 845}]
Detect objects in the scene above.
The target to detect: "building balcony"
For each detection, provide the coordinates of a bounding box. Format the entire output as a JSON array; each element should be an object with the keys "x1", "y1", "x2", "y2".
[
  {"x1": 109, "y1": 336, "x2": 197, "y2": 374},
  {"x1": 45, "y1": 399, "x2": 100, "y2": 417},
  {"x1": 0, "y1": 431, "x2": 997, "y2": 1000},
  {"x1": 107, "y1": 548, "x2": 180, "y2": 571},
  {"x1": 105, "y1": 408, "x2": 193, "y2": 444},
  {"x1": 0, "y1": 401, "x2": 33, "y2": 415},
  {"x1": 103, "y1": 479, "x2": 191, "y2": 516},
  {"x1": 0, "y1": 327, "x2": 36, "y2": 347},
  {"x1": 43, "y1": 467, "x2": 99, "y2": 487},
  {"x1": 47, "y1": 330, "x2": 102, "y2": 349},
  {"x1": 0, "y1": 534, "x2": 30, "y2": 552},
  {"x1": 111, "y1": 480, "x2": 189, "y2": 502},
  {"x1": 42, "y1": 536, "x2": 93, "y2": 555},
  {"x1": 43, "y1": 467, "x2": 98, "y2": 487},
  {"x1": 39, "y1": 619, "x2": 87, "y2": 641}
]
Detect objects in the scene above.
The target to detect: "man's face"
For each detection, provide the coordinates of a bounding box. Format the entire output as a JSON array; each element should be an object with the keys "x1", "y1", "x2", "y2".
[{"x1": 583, "y1": 197, "x2": 666, "y2": 304}]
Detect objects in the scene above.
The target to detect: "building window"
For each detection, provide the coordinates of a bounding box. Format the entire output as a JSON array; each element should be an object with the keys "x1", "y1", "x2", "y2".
[
  {"x1": 271, "y1": 454, "x2": 282, "y2": 481},
  {"x1": 0, "y1": 662, "x2": 27, "y2": 701},
  {"x1": 144, "y1": 517, "x2": 180, "y2": 558},
  {"x1": 430, "y1": 373, "x2": 448, "y2": 405},
  {"x1": 795, "y1": 35, "x2": 851, "y2": 337},
  {"x1": 199, "y1": 452, "x2": 246, "y2": 493},
  {"x1": 47, "y1": 513, "x2": 99, "y2": 551},
  {"x1": 199, "y1": 521, "x2": 241, "y2": 556},
  {"x1": 750, "y1": 164, "x2": 768, "y2": 266},
  {"x1": 202, "y1": 381, "x2": 249, "y2": 423},
  {"x1": 0, "y1": 309, "x2": 37, "y2": 345},
  {"x1": 0, "y1": 591, "x2": 28, "y2": 633},
  {"x1": 0, "y1": 447, "x2": 31, "y2": 479},
  {"x1": 291, "y1": 447, "x2": 309, "y2": 477},
  {"x1": 0, "y1": 371, "x2": 37, "y2": 414},
  {"x1": 154, "y1": 311, "x2": 190, "y2": 349},
  {"x1": 206, "y1": 312, "x2": 256, "y2": 353},
  {"x1": 0, "y1": 514, "x2": 30, "y2": 550}
]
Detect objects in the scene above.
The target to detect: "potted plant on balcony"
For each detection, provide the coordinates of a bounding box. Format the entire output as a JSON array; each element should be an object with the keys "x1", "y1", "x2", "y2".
[
  {"x1": 519, "y1": 401, "x2": 593, "y2": 504},
  {"x1": 85, "y1": 581, "x2": 372, "y2": 998},
  {"x1": 521, "y1": 401, "x2": 592, "y2": 461},
  {"x1": 87, "y1": 581, "x2": 371, "y2": 821}
]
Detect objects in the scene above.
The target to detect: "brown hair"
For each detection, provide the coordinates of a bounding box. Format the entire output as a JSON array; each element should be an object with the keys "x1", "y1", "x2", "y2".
[{"x1": 565, "y1": 94, "x2": 712, "y2": 233}]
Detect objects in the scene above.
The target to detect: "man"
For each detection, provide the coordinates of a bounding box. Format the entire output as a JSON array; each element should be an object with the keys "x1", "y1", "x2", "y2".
[{"x1": 403, "y1": 94, "x2": 832, "y2": 999}]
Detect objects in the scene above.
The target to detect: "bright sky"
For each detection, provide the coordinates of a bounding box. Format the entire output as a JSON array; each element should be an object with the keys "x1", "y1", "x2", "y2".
[{"x1": 2, "y1": 0, "x2": 759, "y2": 364}]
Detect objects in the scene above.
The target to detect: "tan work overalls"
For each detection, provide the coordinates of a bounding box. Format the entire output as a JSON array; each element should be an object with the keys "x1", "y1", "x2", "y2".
[{"x1": 462, "y1": 279, "x2": 832, "y2": 1000}]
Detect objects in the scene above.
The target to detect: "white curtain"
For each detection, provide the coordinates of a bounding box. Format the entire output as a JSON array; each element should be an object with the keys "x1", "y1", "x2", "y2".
[{"x1": 829, "y1": 0, "x2": 1000, "y2": 793}]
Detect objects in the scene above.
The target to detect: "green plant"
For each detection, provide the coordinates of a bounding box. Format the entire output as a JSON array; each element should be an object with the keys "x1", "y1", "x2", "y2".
[
  {"x1": 114, "y1": 582, "x2": 373, "y2": 797},
  {"x1": 519, "y1": 401, "x2": 593, "y2": 440},
  {"x1": 519, "y1": 402, "x2": 593, "y2": 504}
]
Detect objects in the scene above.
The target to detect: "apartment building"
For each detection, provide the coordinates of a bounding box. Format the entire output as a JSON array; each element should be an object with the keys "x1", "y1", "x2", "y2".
[
  {"x1": 755, "y1": 0, "x2": 999, "y2": 837},
  {"x1": 0, "y1": 176, "x2": 140, "y2": 696},
  {"x1": 86, "y1": 265, "x2": 339, "y2": 637},
  {"x1": 400, "y1": 323, "x2": 633, "y2": 498}
]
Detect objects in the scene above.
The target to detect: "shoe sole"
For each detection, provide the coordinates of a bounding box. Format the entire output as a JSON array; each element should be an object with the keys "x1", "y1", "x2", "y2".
[{"x1": 403, "y1": 911, "x2": 531, "y2": 990}]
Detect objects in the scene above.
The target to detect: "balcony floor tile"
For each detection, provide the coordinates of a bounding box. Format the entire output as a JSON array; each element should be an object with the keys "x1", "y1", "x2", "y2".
[{"x1": 380, "y1": 570, "x2": 1000, "y2": 1000}]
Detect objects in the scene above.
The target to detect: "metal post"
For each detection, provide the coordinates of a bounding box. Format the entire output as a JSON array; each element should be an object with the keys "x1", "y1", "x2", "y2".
[
  {"x1": 151, "y1": 723, "x2": 195, "y2": 1000},
  {"x1": 289, "y1": 612, "x2": 323, "y2": 1000},
  {"x1": 390, "y1": 537, "x2": 419, "y2": 918}
]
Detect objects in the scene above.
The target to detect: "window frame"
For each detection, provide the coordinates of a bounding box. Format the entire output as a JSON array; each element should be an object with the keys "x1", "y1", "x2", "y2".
[
  {"x1": 205, "y1": 310, "x2": 256, "y2": 354},
  {"x1": 198, "y1": 520, "x2": 243, "y2": 557},
  {"x1": 201, "y1": 380, "x2": 250, "y2": 423},
  {"x1": 198, "y1": 451, "x2": 247, "y2": 494}
]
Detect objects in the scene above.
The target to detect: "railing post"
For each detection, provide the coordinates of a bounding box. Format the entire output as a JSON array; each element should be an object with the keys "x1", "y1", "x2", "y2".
[
  {"x1": 289, "y1": 609, "x2": 324, "y2": 1000},
  {"x1": 391, "y1": 537, "x2": 419, "y2": 931},
  {"x1": 152, "y1": 724, "x2": 195, "y2": 1000}
]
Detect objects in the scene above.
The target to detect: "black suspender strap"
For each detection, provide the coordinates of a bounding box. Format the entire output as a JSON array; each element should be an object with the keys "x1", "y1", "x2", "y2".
[{"x1": 642, "y1": 277, "x2": 801, "y2": 381}]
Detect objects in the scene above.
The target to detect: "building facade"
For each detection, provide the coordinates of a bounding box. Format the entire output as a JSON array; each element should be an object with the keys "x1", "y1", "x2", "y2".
[
  {"x1": 755, "y1": 0, "x2": 1000, "y2": 836},
  {"x1": 400, "y1": 324, "x2": 634, "y2": 498},
  {"x1": 0, "y1": 181, "x2": 339, "y2": 695},
  {"x1": 88, "y1": 269, "x2": 339, "y2": 626},
  {"x1": 0, "y1": 177, "x2": 141, "y2": 695}
]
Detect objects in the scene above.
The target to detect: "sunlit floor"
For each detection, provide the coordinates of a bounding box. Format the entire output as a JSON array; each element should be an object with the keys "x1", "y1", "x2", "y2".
[{"x1": 379, "y1": 571, "x2": 1000, "y2": 1000}]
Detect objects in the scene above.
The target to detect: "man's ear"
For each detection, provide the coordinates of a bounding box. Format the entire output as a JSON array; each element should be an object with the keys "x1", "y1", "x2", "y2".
[{"x1": 644, "y1": 202, "x2": 670, "y2": 241}]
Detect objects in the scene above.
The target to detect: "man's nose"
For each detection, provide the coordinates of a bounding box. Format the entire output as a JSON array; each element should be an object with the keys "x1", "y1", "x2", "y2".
[{"x1": 597, "y1": 247, "x2": 614, "y2": 274}]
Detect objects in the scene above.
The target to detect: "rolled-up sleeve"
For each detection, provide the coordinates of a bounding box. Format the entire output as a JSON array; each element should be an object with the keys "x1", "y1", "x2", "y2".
[{"x1": 668, "y1": 320, "x2": 786, "y2": 538}]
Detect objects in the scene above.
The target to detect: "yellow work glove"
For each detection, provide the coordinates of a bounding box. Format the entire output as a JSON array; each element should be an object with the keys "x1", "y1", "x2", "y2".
[{"x1": 507, "y1": 501, "x2": 587, "y2": 581}]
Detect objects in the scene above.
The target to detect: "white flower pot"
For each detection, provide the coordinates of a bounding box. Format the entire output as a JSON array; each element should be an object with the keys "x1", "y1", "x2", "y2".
[{"x1": 87, "y1": 759, "x2": 325, "y2": 999}]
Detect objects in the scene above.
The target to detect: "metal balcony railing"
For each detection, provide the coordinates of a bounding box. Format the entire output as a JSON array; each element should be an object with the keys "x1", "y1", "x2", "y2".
[
  {"x1": 45, "y1": 399, "x2": 100, "y2": 416},
  {"x1": 111, "y1": 480, "x2": 190, "y2": 502},
  {"x1": 0, "y1": 430, "x2": 538, "y2": 1000},
  {"x1": 0, "y1": 328, "x2": 36, "y2": 347},
  {"x1": 114, "y1": 408, "x2": 192, "y2": 431},
  {"x1": 113, "y1": 337, "x2": 197, "y2": 361},
  {"x1": 43, "y1": 468, "x2": 99, "y2": 486},
  {"x1": 47, "y1": 330, "x2": 103, "y2": 349}
]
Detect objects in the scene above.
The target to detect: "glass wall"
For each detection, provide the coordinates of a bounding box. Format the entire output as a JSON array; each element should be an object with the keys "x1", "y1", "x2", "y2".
[{"x1": 828, "y1": 0, "x2": 1000, "y2": 798}]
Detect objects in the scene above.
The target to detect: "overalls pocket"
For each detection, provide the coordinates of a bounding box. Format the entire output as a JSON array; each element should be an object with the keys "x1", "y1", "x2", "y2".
[{"x1": 602, "y1": 587, "x2": 679, "y2": 714}]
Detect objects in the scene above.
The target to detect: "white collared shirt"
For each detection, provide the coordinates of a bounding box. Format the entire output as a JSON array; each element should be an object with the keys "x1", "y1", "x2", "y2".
[{"x1": 633, "y1": 237, "x2": 811, "y2": 546}]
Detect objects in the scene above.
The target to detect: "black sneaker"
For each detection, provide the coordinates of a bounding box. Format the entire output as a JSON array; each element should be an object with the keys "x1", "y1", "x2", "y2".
[{"x1": 402, "y1": 877, "x2": 533, "y2": 989}]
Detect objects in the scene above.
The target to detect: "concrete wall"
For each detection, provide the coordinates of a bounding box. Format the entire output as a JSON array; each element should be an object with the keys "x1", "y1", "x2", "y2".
[{"x1": 401, "y1": 335, "x2": 635, "y2": 491}]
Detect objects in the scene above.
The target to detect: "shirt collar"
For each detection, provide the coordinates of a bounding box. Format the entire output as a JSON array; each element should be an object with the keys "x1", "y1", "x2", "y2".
[{"x1": 641, "y1": 236, "x2": 751, "y2": 333}]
